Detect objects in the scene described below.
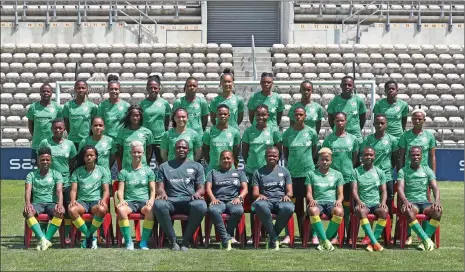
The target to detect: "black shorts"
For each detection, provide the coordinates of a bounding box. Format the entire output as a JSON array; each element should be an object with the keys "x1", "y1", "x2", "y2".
[
  {"x1": 317, "y1": 202, "x2": 335, "y2": 218},
  {"x1": 63, "y1": 186, "x2": 71, "y2": 207},
  {"x1": 32, "y1": 202, "x2": 56, "y2": 217},
  {"x1": 77, "y1": 200, "x2": 100, "y2": 213},
  {"x1": 343, "y1": 183, "x2": 351, "y2": 202},
  {"x1": 127, "y1": 200, "x2": 148, "y2": 213},
  {"x1": 366, "y1": 204, "x2": 378, "y2": 214},
  {"x1": 292, "y1": 177, "x2": 306, "y2": 200},
  {"x1": 153, "y1": 144, "x2": 163, "y2": 165},
  {"x1": 411, "y1": 202, "x2": 432, "y2": 214}
]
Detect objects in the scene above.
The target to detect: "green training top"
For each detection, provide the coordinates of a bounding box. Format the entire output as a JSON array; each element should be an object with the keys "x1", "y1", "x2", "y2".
[
  {"x1": 78, "y1": 135, "x2": 116, "y2": 172},
  {"x1": 172, "y1": 96, "x2": 209, "y2": 137},
  {"x1": 117, "y1": 165, "x2": 155, "y2": 201},
  {"x1": 116, "y1": 126, "x2": 154, "y2": 171},
  {"x1": 241, "y1": 125, "x2": 282, "y2": 174},
  {"x1": 160, "y1": 128, "x2": 202, "y2": 161},
  {"x1": 373, "y1": 98, "x2": 409, "y2": 138},
  {"x1": 288, "y1": 101, "x2": 324, "y2": 130},
  {"x1": 327, "y1": 94, "x2": 367, "y2": 139},
  {"x1": 62, "y1": 99, "x2": 97, "y2": 144},
  {"x1": 247, "y1": 91, "x2": 284, "y2": 128},
  {"x1": 352, "y1": 166, "x2": 387, "y2": 206},
  {"x1": 360, "y1": 133, "x2": 399, "y2": 180},
  {"x1": 202, "y1": 126, "x2": 241, "y2": 171},
  {"x1": 97, "y1": 99, "x2": 130, "y2": 139},
  {"x1": 139, "y1": 97, "x2": 171, "y2": 145},
  {"x1": 71, "y1": 165, "x2": 111, "y2": 202},
  {"x1": 38, "y1": 137, "x2": 77, "y2": 187},
  {"x1": 282, "y1": 126, "x2": 318, "y2": 178},
  {"x1": 305, "y1": 168, "x2": 344, "y2": 203},
  {"x1": 26, "y1": 169, "x2": 64, "y2": 204},
  {"x1": 208, "y1": 94, "x2": 245, "y2": 129},
  {"x1": 26, "y1": 101, "x2": 63, "y2": 150},
  {"x1": 322, "y1": 132, "x2": 359, "y2": 183},
  {"x1": 399, "y1": 129, "x2": 436, "y2": 168},
  {"x1": 397, "y1": 165, "x2": 436, "y2": 203}
]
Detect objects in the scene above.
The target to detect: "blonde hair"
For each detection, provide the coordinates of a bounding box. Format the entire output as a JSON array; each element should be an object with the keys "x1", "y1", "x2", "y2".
[
  {"x1": 412, "y1": 108, "x2": 426, "y2": 117},
  {"x1": 318, "y1": 147, "x2": 332, "y2": 155},
  {"x1": 130, "y1": 140, "x2": 144, "y2": 151}
]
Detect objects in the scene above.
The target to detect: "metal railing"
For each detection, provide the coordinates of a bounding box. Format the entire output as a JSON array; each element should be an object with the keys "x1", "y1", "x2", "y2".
[{"x1": 251, "y1": 35, "x2": 257, "y2": 81}]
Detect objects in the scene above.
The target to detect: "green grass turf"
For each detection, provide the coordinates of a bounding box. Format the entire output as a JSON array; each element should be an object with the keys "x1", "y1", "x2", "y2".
[{"x1": 1, "y1": 180, "x2": 463, "y2": 271}]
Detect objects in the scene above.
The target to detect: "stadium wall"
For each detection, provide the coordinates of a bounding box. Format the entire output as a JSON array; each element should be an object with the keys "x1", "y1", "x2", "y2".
[{"x1": 1, "y1": 147, "x2": 463, "y2": 181}]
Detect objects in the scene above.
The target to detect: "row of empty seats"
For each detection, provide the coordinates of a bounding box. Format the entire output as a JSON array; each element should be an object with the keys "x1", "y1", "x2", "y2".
[{"x1": 295, "y1": 3, "x2": 465, "y2": 12}]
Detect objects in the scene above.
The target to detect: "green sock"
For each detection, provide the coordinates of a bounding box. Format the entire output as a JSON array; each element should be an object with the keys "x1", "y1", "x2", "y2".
[
  {"x1": 88, "y1": 216, "x2": 104, "y2": 238},
  {"x1": 27, "y1": 217, "x2": 45, "y2": 239},
  {"x1": 64, "y1": 219, "x2": 72, "y2": 238},
  {"x1": 311, "y1": 228, "x2": 317, "y2": 238},
  {"x1": 40, "y1": 222, "x2": 48, "y2": 234},
  {"x1": 142, "y1": 220, "x2": 154, "y2": 242},
  {"x1": 326, "y1": 215, "x2": 343, "y2": 239},
  {"x1": 360, "y1": 218, "x2": 378, "y2": 245},
  {"x1": 407, "y1": 226, "x2": 412, "y2": 237},
  {"x1": 45, "y1": 217, "x2": 62, "y2": 241},
  {"x1": 72, "y1": 217, "x2": 89, "y2": 237},
  {"x1": 373, "y1": 219, "x2": 387, "y2": 240},
  {"x1": 119, "y1": 219, "x2": 132, "y2": 243},
  {"x1": 409, "y1": 220, "x2": 429, "y2": 241},
  {"x1": 310, "y1": 215, "x2": 327, "y2": 240},
  {"x1": 424, "y1": 219, "x2": 440, "y2": 238}
]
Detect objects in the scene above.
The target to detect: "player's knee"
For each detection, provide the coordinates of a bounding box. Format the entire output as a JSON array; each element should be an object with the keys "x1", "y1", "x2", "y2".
[
  {"x1": 252, "y1": 200, "x2": 267, "y2": 213},
  {"x1": 23, "y1": 211, "x2": 34, "y2": 218},
  {"x1": 191, "y1": 200, "x2": 207, "y2": 214},
  {"x1": 332, "y1": 206, "x2": 344, "y2": 217},
  {"x1": 207, "y1": 205, "x2": 221, "y2": 215},
  {"x1": 308, "y1": 207, "x2": 320, "y2": 216},
  {"x1": 95, "y1": 205, "x2": 107, "y2": 216},
  {"x1": 230, "y1": 206, "x2": 244, "y2": 216},
  {"x1": 116, "y1": 206, "x2": 129, "y2": 218},
  {"x1": 430, "y1": 209, "x2": 442, "y2": 220},
  {"x1": 375, "y1": 208, "x2": 387, "y2": 219},
  {"x1": 153, "y1": 200, "x2": 168, "y2": 212},
  {"x1": 68, "y1": 206, "x2": 78, "y2": 217},
  {"x1": 280, "y1": 202, "x2": 295, "y2": 214}
]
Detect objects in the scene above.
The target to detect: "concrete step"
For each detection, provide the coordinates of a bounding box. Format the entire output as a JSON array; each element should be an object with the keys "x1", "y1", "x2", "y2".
[
  {"x1": 234, "y1": 61, "x2": 272, "y2": 66},
  {"x1": 233, "y1": 52, "x2": 271, "y2": 58},
  {"x1": 233, "y1": 57, "x2": 272, "y2": 62}
]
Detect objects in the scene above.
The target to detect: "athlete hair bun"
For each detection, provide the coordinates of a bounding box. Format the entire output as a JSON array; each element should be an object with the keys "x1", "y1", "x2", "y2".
[
  {"x1": 148, "y1": 74, "x2": 161, "y2": 83},
  {"x1": 222, "y1": 68, "x2": 233, "y2": 75},
  {"x1": 107, "y1": 74, "x2": 119, "y2": 82}
]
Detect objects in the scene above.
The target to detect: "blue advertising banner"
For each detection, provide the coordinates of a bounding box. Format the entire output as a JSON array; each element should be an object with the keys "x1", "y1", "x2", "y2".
[{"x1": 1, "y1": 147, "x2": 463, "y2": 181}]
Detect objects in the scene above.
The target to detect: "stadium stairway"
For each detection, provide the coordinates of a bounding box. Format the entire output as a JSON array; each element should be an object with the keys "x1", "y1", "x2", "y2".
[{"x1": 233, "y1": 47, "x2": 272, "y2": 80}]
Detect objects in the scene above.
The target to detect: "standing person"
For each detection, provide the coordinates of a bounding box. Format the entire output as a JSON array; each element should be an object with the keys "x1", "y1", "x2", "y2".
[
  {"x1": 305, "y1": 148, "x2": 344, "y2": 251},
  {"x1": 27, "y1": 83, "x2": 63, "y2": 164},
  {"x1": 247, "y1": 72, "x2": 284, "y2": 128},
  {"x1": 242, "y1": 104, "x2": 282, "y2": 243},
  {"x1": 116, "y1": 141, "x2": 156, "y2": 250},
  {"x1": 38, "y1": 118, "x2": 77, "y2": 243},
  {"x1": 209, "y1": 68, "x2": 245, "y2": 129},
  {"x1": 63, "y1": 80, "x2": 97, "y2": 150},
  {"x1": 161, "y1": 108, "x2": 202, "y2": 162},
  {"x1": 23, "y1": 147, "x2": 65, "y2": 251},
  {"x1": 68, "y1": 146, "x2": 111, "y2": 249},
  {"x1": 139, "y1": 75, "x2": 171, "y2": 167},
  {"x1": 154, "y1": 140, "x2": 207, "y2": 252},
  {"x1": 116, "y1": 105, "x2": 154, "y2": 171},
  {"x1": 252, "y1": 146, "x2": 294, "y2": 250},
  {"x1": 172, "y1": 77, "x2": 209, "y2": 137},
  {"x1": 352, "y1": 147, "x2": 389, "y2": 252},
  {"x1": 289, "y1": 80, "x2": 324, "y2": 134},
  {"x1": 373, "y1": 80, "x2": 409, "y2": 139},
  {"x1": 202, "y1": 104, "x2": 241, "y2": 172},
  {"x1": 327, "y1": 76, "x2": 367, "y2": 141},
  {"x1": 397, "y1": 147, "x2": 442, "y2": 251},
  {"x1": 360, "y1": 114, "x2": 398, "y2": 222},
  {"x1": 281, "y1": 106, "x2": 318, "y2": 244},
  {"x1": 322, "y1": 112, "x2": 359, "y2": 243},
  {"x1": 205, "y1": 150, "x2": 248, "y2": 250}
]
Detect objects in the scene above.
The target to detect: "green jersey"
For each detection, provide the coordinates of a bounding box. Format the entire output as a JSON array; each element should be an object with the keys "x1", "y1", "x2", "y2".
[
  {"x1": 242, "y1": 125, "x2": 282, "y2": 174},
  {"x1": 327, "y1": 95, "x2": 367, "y2": 139},
  {"x1": 398, "y1": 165, "x2": 436, "y2": 203},
  {"x1": 282, "y1": 126, "x2": 318, "y2": 177},
  {"x1": 202, "y1": 126, "x2": 241, "y2": 171},
  {"x1": 116, "y1": 126, "x2": 154, "y2": 171},
  {"x1": 139, "y1": 97, "x2": 171, "y2": 144},
  {"x1": 289, "y1": 101, "x2": 324, "y2": 130},
  {"x1": 373, "y1": 98, "x2": 409, "y2": 138},
  {"x1": 26, "y1": 101, "x2": 63, "y2": 150},
  {"x1": 361, "y1": 133, "x2": 399, "y2": 180},
  {"x1": 399, "y1": 129, "x2": 436, "y2": 168},
  {"x1": 26, "y1": 169, "x2": 63, "y2": 204},
  {"x1": 78, "y1": 135, "x2": 116, "y2": 172},
  {"x1": 160, "y1": 128, "x2": 202, "y2": 161},
  {"x1": 156, "y1": 160, "x2": 205, "y2": 197},
  {"x1": 71, "y1": 165, "x2": 111, "y2": 202},
  {"x1": 208, "y1": 94, "x2": 245, "y2": 129},
  {"x1": 305, "y1": 168, "x2": 344, "y2": 203},
  {"x1": 97, "y1": 99, "x2": 130, "y2": 139},
  {"x1": 352, "y1": 166, "x2": 387, "y2": 206},
  {"x1": 172, "y1": 96, "x2": 209, "y2": 136},
  {"x1": 38, "y1": 137, "x2": 77, "y2": 187},
  {"x1": 322, "y1": 132, "x2": 359, "y2": 183},
  {"x1": 247, "y1": 91, "x2": 284, "y2": 127},
  {"x1": 117, "y1": 165, "x2": 155, "y2": 201},
  {"x1": 62, "y1": 99, "x2": 97, "y2": 144}
]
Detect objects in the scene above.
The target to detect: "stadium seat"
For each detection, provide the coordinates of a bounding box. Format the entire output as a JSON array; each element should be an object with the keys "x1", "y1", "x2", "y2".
[
  {"x1": 400, "y1": 63, "x2": 414, "y2": 74},
  {"x1": 452, "y1": 54, "x2": 464, "y2": 65},
  {"x1": 3, "y1": 128, "x2": 18, "y2": 140},
  {"x1": 316, "y1": 63, "x2": 330, "y2": 73},
  {"x1": 353, "y1": 44, "x2": 368, "y2": 54},
  {"x1": 56, "y1": 44, "x2": 70, "y2": 53},
  {"x1": 340, "y1": 44, "x2": 354, "y2": 53},
  {"x1": 386, "y1": 63, "x2": 400, "y2": 73},
  {"x1": 421, "y1": 44, "x2": 435, "y2": 54},
  {"x1": 192, "y1": 53, "x2": 206, "y2": 63},
  {"x1": 219, "y1": 44, "x2": 233, "y2": 54},
  {"x1": 288, "y1": 63, "x2": 301, "y2": 73},
  {"x1": 26, "y1": 53, "x2": 41, "y2": 63},
  {"x1": 438, "y1": 54, "x2": 452, "y2": 64},
  {"x1": 434, "y1": 44, "x2": 449, "y2": 54},
  {"x1": 425, "y1": 54, "x2": 439, "y2": 64},
  {"x1": 82, "y1": 53, "x2": 96, "y2": 63},
  {"x1": 1, "y1": 53, "x2": 13, "y2": 64},
  {"x1": 432, "y1": 73, "x2": 446, "y2": 83},
  {"x1": 1, "y1": 138, "x2": 14, "y2": 147},
  {"x1": 342, "y1": 53, "x2": 356, "y2": 62},
  {"x1": 137, "y1": 53, "x2": 151, "y2": 63}
]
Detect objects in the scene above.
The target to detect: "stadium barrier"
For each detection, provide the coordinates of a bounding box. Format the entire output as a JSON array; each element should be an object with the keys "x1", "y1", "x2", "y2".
[{"x1": 1, "y1": 147, "x2": 463, "y2": 181}]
